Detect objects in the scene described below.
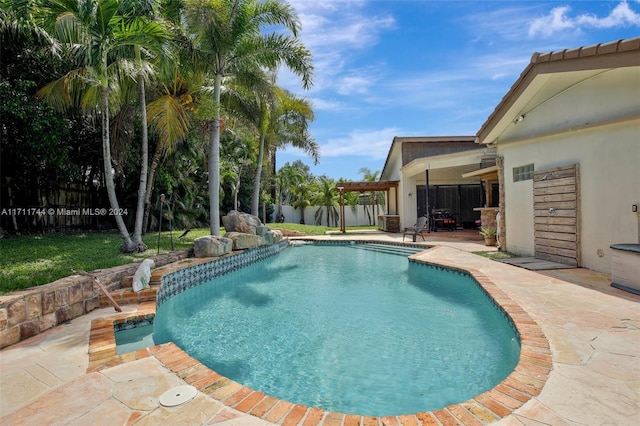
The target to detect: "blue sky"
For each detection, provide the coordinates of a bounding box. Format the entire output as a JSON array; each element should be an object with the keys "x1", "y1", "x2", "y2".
[{"x1": 275, "y1": 0, "x2": 640, "y2": 181}]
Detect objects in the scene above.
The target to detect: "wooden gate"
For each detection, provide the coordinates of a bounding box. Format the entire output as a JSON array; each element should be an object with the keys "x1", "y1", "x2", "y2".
[{"x1": 533, "y1": 164, "x2": 580, "y2": 266}]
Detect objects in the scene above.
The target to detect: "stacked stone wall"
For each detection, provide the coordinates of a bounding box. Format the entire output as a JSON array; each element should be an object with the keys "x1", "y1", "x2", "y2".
[{"x1": 0, "y1": 250, "x2": 189, "y2": 349}]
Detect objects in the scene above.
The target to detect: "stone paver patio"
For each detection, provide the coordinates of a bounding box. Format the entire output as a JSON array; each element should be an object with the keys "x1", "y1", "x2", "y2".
[{"x1": 1, "y1": 232, "x2": 638, "y2": 425}]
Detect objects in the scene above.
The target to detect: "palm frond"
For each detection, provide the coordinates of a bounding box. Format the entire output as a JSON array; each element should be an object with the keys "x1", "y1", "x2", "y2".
[{"x1": 147, "y1": 94, "x2": 192, "y2": 154}]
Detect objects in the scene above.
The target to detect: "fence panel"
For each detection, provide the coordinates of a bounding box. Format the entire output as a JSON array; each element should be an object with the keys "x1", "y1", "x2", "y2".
[{"x1": 272, "y1": 204, "x2": 383, "y2": 227}]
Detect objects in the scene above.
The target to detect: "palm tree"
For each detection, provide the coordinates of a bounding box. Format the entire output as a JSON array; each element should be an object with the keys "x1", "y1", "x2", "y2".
[
  {"x1": 38, "y1": 0, "x2": 169, "y2": 252},
  {"x1": 223, "y1": 69, "x2": 278, "y2": 218},
  {"x1": 117, "y1": 0, "x2": 166, "y2": 249},
  {"x1": 183, "y1": 0, "x2": 312, "y2": 235},
  {"x1": 359, "y1": 167, "x2": 384, "y2": 225},
  {"x1": 0, "y1": 1, "x2": 58, "y2": 68},
  {"x1": 267, "y1": 90, "x2": 317, "y2": 206},
  {"x1": 285, "y1": 160, "x2": 314, "y2": 224},
  {"x1": 292, "y1": 180, "x2": 312, "y2": 224},
  {"x1": 141, "y1": 0, "x2": 203, "y2": 232},
  {"x1": 143, "y1": 65, "x2": 200, "y2": 232},
  {"x1": 220, "y1": 124, "x2": 257, "y2": 212},
  {"x1": 274, "y1": 162, "x2": 304, "y2": 221},
  {"x1": 223, "y1": 69, "x2": 315, "y2": 220},
  {"x1": 313, "y1": 177, "x2": 339, "y2": 227}
]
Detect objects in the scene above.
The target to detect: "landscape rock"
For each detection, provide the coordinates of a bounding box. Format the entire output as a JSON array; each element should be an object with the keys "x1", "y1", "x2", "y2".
[
  {"x1": 193, "y1": 236, "x2": 233, "y2": 258},
  {"x1": 222, "y1": 210, "x2": 262, "y2": 234},
  {"x1": 255, "y1": 225, "x2": 270, "y2": 237},
  {"x1": 226, "y1": 232, "x2": 265, "y2": 250},
  {"x1": 272, "y1": 228, "x2": 304, "y2": 237},
  {"x1": 263, "y1": 230, "x2": 283, "y2": 245}
]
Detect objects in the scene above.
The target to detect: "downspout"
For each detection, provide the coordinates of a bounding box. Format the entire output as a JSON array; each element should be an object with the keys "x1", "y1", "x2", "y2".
[{"x1": 497, "y1": 156, "x2": 506, "y2": 250}]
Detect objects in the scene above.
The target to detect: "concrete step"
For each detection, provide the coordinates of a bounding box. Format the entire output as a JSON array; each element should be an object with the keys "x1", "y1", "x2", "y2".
[{"x1": 99, "y1": 285, "x2": 159, "y2": 308}]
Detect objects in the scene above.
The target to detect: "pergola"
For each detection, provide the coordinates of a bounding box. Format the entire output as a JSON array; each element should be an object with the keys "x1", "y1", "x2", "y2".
[{"x1": 334, "y1": 181, "x2": 399, "y2": 233}]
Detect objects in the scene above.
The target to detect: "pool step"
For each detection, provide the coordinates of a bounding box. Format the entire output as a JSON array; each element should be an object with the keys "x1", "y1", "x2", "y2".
[
  {"x1": 104, "y1": 258, "x2": 215, "y2": 308},
  {"x1": 120, "y1": 273, "x2": 163, "y2": 288},
  {"x1": 354, "y1": 243, "x2": 425, "y2": 257},
  {"x1": 99, "y1": 285, "x2": 160, "y2": 308}
]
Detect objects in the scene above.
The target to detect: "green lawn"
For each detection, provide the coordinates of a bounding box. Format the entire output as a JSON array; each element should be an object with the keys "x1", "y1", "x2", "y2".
[
  {"x1": 473, "y1": 250, "x2": 515, "y2": 259},
  {"x1": 0, "y1": 223, "x2": 365, "y2": 294}
]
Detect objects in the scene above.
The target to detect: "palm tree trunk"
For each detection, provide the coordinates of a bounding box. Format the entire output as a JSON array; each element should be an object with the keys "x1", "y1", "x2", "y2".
[
  {"x1": 209, "y1": 73, "x2": 222, "y2": 235},
  {"x1": 101, "y1": 86, "x2": 135, "y2": 252},
  {"x1": 142, "y1": 144, "x2": 162, "y2": 233},
  {"x1": 132, "y1": 59, "x2": 148, "y2": 250},
  {"x1": 251, "y1": 134, "x2": 265, "y2": 217},
  {"x1": 234, "y1": 173, "x2": 240, "y2": 210},
  {"x1": 270, "y1": 149, "x2": 277, "y2": 200}
]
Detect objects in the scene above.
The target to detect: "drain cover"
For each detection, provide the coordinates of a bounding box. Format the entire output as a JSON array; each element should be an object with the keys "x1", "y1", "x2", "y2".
[{"x1": 159, "y1": 385, "x2": 198, "y2": 407}]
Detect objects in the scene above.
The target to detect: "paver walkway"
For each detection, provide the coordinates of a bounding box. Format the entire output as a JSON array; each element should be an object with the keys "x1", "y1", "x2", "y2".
[{"x1": 1, "y1": 232, "x2": 638, "y2": 425}]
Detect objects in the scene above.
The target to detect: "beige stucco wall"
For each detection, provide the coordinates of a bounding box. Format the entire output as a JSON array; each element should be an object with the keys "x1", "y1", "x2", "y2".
[
  {"x1": 495, "y1": 64, "x2": 640, "y2": 274},
  {"x1": 500, "y1": 119, "x2": 640, "y2": 273}
]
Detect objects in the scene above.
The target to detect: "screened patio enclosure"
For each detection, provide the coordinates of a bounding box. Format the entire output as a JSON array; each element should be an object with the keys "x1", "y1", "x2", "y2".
[{"x1": 399, "y1": 149, "x2": 498, "y2": 231}]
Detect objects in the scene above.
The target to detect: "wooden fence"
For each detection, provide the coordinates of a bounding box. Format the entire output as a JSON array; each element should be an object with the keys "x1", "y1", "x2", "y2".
[{"x1": 1, "y1": 183, "x2": 108, "y2": 233}]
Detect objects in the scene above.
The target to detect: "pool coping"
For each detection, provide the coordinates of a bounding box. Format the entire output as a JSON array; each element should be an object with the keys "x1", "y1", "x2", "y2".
[{"x1": 87, "y1": 244, "x2": 552, "y2": 426}]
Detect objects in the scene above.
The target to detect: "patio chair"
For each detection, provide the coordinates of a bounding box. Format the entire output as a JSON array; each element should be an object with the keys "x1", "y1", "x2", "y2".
[{"x1": 403, "y1": 216, "x2": 429, "y2": 242}]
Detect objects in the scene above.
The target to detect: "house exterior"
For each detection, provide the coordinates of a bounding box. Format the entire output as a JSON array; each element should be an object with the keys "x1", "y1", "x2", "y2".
[
  {"x1": 379, "y1": 37, "x2": 639, "y2": 276},
  {"x1": 379, "y1": 136, "x2": 497, "y2": 230},
  {"x1": 476, "y1": 37, "x2": 640, "y2": 273}
]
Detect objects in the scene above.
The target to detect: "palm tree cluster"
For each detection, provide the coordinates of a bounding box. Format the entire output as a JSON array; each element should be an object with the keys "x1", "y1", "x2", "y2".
[
  {"x1": 272, "y1": 162, "x2": 385, "y2": 228},
  {"x1": 0, "y1": 0, "x2": 315, "y2": 252}
]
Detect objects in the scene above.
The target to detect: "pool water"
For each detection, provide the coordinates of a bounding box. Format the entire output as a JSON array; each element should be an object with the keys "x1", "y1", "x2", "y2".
[
  {"x1": 115, "y1": 324, "x2": 155, "y2": 355},
  {"x1": 154, "y1": 243, "x2": 520, "y2": 416}
]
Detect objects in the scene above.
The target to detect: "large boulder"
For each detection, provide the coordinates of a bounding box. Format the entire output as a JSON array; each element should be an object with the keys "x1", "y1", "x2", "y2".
[
  {"x1": 226, "y1": 232, "x2": 265, "y2": 250},
  {"x1": 263, "y1": 229, "x2": 283, "y2": 245},
  {"x1": 222, "y1": 210, "x2": 262, "y2": 234},
  {"x1": 193, "y1": 236, "x2": 233, "y2": 258}
]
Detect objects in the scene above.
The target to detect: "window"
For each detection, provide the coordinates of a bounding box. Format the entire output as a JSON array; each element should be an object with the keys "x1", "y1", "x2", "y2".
[{"x1": 513, "y1": 164, "x2": 534, "y2": 182}]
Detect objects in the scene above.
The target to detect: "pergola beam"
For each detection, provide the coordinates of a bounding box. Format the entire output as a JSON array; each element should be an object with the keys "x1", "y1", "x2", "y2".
[
  {"x1": 334, "y1": 181, "x2": 399, "y2": 233},
  {"x1": 334, "y1": 181, "x2": 399, "y2": 192}
]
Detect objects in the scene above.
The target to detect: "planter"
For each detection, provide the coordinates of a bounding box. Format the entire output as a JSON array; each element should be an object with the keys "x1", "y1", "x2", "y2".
[{"x1": 484, "y1": 236, "x2": 496, "y2": 246}]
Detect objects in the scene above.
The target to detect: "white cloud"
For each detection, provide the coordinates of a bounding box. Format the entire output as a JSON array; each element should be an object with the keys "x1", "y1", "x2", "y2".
[
  {"x1": 468, "y1": 5, "x2": 542, "y2": 42},
  {"x1": 280, "y1": 1, "x2": 395, "y2": 95},
  {"x1": 336, "y1": 70, "x2": 379, "y2": 95},
  {"x1": 577, "y1": 0, "x2": 640, "y2": 27},
  {"x1": 320, "y1": 128, "x2": 400, "y2": 159},
  {"x1": 528, "y1": 1, "x2": 640, "y2": 38},
  {"x1": 309, "y1": 97, "x2": 343, "y2": 111}
]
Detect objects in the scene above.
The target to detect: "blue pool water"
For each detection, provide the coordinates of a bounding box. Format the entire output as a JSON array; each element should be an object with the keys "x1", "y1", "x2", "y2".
[
  {"x1": 154, "y1": 243, "x2": 519, "y2": 416},
  {"x1": 115, "y1": 324, "x2": 155, "y2": 355}
]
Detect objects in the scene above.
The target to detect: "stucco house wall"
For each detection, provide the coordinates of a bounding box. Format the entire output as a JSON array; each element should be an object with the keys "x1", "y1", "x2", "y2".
[
  {"x1": 501, "y1": 121, "x2": 640, "y2": 272},
  {"x1": 482, "y1": 38, "x2": 640, "y2": 274}
]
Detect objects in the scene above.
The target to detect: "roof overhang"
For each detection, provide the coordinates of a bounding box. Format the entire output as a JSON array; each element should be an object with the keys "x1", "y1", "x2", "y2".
[
  {"x1": 477, "y1": 37, "x2": 640, "y2": 144},
  {"x1": 401, "y1": 149, "x2": 485, "y2": 177},
  {"x1": 462, "y1": 165, "x2": 498, "y2": 179},
  {"x1": 380, "y1": 135, "x2": 478, "y2": 180}
]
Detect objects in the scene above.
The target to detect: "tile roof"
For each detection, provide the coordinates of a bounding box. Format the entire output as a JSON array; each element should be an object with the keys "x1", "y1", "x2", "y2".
[
  {"x1": 531, "y1": 37, "x2": 640, "y2": 64},
  {"x1": 477, "y1": 37, "x2": 640, "y2": 142}
]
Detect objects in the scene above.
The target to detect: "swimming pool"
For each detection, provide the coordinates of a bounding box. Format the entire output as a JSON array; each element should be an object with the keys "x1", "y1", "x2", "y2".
[{"x1": 154, "y1": 242, "x2": 520, "y2": 416}]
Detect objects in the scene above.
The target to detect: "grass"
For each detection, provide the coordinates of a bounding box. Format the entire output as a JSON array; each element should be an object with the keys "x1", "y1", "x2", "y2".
[
  {"x1": 473, "y1": 250, "x2": 516, "y2": 260},
  {"x1": 0, "y1": 223, "x2": 374, "y2": 294},
  {"x1": 0, "y1": 229, "x2": 209, "y2": 294},
  {"x1": 269, "y1": 223, "x2": 377, "y2": 235}
]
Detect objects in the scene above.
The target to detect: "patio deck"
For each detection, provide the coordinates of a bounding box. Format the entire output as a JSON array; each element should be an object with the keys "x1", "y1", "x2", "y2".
[{"x1": 1, "y1": 232, "x2": 638, "y2": 425}]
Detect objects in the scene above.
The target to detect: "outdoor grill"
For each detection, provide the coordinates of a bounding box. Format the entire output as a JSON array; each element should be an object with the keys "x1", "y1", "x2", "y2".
[{"x1": 431, "y1": 208, "x2": 456, "y2": 231}]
